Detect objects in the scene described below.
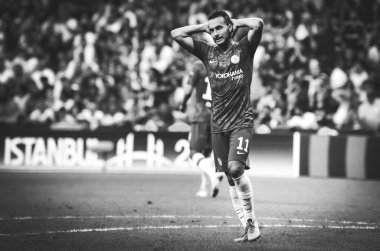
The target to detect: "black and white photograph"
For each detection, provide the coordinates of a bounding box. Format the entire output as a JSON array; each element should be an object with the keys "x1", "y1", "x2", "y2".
[{"x1": 0, "y1": 0, "x2": 379, "y2": 250}]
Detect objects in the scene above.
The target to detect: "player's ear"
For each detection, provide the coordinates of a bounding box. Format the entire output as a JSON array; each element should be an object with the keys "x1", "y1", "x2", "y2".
[{"x1": 229, "y1": 25, "x2": 235, "y2": 37}]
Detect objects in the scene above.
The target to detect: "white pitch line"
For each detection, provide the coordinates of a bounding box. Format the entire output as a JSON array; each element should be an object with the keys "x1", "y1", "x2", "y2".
[
  {"x1": 0, "y1": 224, "x2": 240, "y2": 237},
  {"x1": 264, "y1": 224, "x2": 379, "y2": 230},
  {"x1": 262, "y1": 217, "x2": 379, "y2": 226},
  {"x1": 0, "y1": 215, "x2": 231, "y2": 221},
  {"x1": 0, "y1": 215, "x2": 378, "y2": 226},
  {"x1": 0, "y1": 223, "x2": 378, "y2": 237}
]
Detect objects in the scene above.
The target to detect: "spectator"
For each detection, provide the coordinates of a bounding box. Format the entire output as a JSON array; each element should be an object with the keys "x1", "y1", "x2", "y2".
[
  {"x1": 0, "y1": 84, "x2": 21, "y2": 123},
  {"x1": 27, "y1": 84, "x2": 55, "y2": 124},
  {"x1": 357, "y1": 80, "x2": 380, "y2": 132},
  {"x1": 99, "y1": 92, "x2": 126, "y2": 127},
  {"x1": 331, "y1": 81, "x2": 358, "y2": 131},
  {"x1": 0, "y1": 57, "x2": 14, "y2": 84},
  {"x1": 303, "y1": 58, "x2": 328, "y2": 110},
  {"x1": 349, "y1": 61, "x2": 369, "y2": 95},
  {"x1": 0, "y1": 0, "x2": 379, "y2": 134}
]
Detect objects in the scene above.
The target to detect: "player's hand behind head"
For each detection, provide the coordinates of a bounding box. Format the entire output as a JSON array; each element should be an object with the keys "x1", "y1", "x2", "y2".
[{"x1": 231, "y1": 19, "x2": 238, "y2": 38}]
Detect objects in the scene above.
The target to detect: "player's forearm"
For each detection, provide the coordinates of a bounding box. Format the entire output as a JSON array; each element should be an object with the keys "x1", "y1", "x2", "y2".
[
  {"x1": 171, "y1": 23, "x2": 208, "y2": 39},
  {"x1": 232, "y1": 18, "x2": 264, "y2": 30}
]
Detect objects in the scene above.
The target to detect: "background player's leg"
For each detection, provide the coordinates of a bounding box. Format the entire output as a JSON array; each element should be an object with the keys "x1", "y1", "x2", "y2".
[
  {"x1": 196, "y1": 172, "x2": 208, "y2": 197},
  {"x1": 187, "y1": 152, "x2": 208, "y2": 197},
  {"x1": 208, "y1": 152, "x2": 223, "y2": 197},
  {"x1": 192, "y1": 153, "x2": 219, "y2": 197}
]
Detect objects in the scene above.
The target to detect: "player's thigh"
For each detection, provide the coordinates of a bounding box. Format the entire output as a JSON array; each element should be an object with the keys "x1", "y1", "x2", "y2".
[
  {"x1": 228, "y1": 127, "x2": 253, "y2": 164},
  {"x1": 189, "y1": 121, "x2": 211, "y2": 154},
  {"x1": 211, "y1": 132, "x2": 229, "y2": 172}
]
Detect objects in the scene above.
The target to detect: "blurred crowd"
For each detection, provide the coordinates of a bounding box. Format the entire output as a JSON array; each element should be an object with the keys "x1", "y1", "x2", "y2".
[{"x1": 0, "y1": 0, "x2": 379, "y2": 134}]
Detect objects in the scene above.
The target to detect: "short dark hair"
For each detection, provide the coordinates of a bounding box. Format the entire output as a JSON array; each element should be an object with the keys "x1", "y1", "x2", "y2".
[{"x1": 208, "y1": 10, "x2": 232, "y2": 26}]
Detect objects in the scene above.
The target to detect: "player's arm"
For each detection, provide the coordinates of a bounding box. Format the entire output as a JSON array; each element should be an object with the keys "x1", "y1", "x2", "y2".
[
  {"x1": 180, "y1": 64, "x2": 201, "y2": 112},
  {"x1": 231, "y1": 18, "x2": 264, "y2": 49},
  {"x1": 180, "y1": 83, "x2": 194, "y2": 113},
  {"x1": 171, "y1": 23, "x2": 209, "y2": 54}
]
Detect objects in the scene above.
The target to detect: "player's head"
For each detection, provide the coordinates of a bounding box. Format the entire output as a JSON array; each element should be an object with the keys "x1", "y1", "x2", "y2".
[{"x1": 207, "y1": 10, "x2": 233, "y2": 46}]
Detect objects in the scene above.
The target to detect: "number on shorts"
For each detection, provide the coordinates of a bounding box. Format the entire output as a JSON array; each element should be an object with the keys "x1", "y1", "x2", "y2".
[{"x1": 237, "y1": 137, "x2": 249, "y2": 152}]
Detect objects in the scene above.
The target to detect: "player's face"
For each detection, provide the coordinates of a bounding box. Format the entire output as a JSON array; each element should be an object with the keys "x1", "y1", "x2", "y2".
[{"x1": 208, "y1": 17, "x2": 232, "y2": 46}]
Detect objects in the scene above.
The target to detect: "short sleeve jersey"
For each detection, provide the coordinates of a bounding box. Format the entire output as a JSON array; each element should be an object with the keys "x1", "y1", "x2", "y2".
[{"x1": 192, "y1": 36, "x2": 255, "y2": 133}]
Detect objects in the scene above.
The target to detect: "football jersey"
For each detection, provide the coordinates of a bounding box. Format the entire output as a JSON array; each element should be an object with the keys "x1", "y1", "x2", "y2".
[
  {"x1": 188, "y1": 61, "x2": 212, "y2": 123},
  {"x1": 193, "y1": 36, "x2": 255, "y2": 133}
]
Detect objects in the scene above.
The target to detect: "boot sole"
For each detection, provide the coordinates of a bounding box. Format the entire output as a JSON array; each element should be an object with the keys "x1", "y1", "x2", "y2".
[{"x1": 248, "y1": 234, "x2": 260, "y2": 242}]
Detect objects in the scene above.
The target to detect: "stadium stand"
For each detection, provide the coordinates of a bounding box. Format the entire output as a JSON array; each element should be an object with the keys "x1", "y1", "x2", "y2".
[{"x1": 0, "y1": 0, "x2": 379, "y2": 135}]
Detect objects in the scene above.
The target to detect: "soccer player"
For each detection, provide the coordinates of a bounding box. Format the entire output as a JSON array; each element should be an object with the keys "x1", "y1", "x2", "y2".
[
  {"x1": 171, "y1": 10, "x2": 263, "y2": 242},
  {"x1": 180, "y1": 59, "x2": 223, "y2": 198}
]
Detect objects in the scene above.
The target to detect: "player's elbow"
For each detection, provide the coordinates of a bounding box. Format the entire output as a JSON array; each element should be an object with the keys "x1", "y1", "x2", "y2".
[
  {"x1": 170, "y1": 29, "x2": 177, "y2": 39},
  {"x1": 255, "y1": 18, "x2": 264, "y2": 30},
  {"x1": 171, "y1": 29, "x2": 182, "y2": 40},
  {"x1": 251, "y1": 18, "x2": 264, "y2": 35}
]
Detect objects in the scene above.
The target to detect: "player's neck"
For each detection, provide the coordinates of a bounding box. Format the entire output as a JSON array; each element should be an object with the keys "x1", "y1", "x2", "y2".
[{"x1": 218, "y1": 39, "x2": 234, "y2": 52}]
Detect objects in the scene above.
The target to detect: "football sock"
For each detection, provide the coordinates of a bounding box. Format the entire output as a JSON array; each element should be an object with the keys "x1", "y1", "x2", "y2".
[
  {"x1": 187, "y1": 156, "x2": 198, "y2": 169},
  {"x1": 193, "y1": 153, "x2": 218, "y2": 190},
  {"x1": 229, "y1": 185, "x2": 246, "y2": 227},
  {"x1": 199, "y1": 171, "x2": 207, "y2": 192},
  {"x1": 232, "y1": 173, "x2": 256, "y2": 221}
]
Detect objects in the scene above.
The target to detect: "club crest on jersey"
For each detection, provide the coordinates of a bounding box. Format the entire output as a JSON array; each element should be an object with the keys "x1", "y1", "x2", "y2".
[{"x1": 231, "y1": 54, "x2": 240, "y2": 64}]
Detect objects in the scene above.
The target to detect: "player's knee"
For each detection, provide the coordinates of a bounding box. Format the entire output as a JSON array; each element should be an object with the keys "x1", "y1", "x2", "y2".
[
  {"x1": 189, "y1": 150, "x2": 196, "y2": 159},
  {"x1": 191, "y1": 152, "x2": 205, "y2": 165},
  {"x1": 228, "y1": 161, "x2": 244, "y2": 179},
  {"x1": 225, "y1": 172, "x2": 235, "y2": 186}
]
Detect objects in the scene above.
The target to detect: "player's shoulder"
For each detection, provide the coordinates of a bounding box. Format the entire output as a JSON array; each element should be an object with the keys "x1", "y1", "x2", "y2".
[
  {"x1": 194, "y1": 37, "x2": 217, "y2": 51},
  {"x1": 193, "y1": 60, "x2": 205, "y2": 67},
  {"x1": 237, "y1": 36, "x2": 249, "y2": 46},
  {"x1": 236, "y1": 35, "x2": 256, "y2": 57},
  {"x1": 192, "y1": 60, "x2": 206, "y2": 72}
]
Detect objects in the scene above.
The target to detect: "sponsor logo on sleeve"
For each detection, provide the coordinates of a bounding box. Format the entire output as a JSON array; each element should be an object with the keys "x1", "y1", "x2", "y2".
[{"x1": 209, "y1": 58, "x2": 218, "y2": 69}]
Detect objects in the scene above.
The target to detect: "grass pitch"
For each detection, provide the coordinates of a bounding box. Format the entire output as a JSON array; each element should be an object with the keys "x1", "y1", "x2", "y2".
[{"x1": 0, "y1": 172, "x2": 379, "y2": 250}]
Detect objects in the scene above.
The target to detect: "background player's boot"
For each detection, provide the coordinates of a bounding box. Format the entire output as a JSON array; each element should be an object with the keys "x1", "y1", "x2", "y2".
[
  {"x1": 196, "y1": 190, "x2": 208, "y2": 197},
  {"x1": 211, "y1": 174, "x2": 224, "y2": 198},
  {"x1": 211, "y1": 187, "x2": 219, "y2": 198},
  {"x1": 246, "y1": 219, "x2": 260, "y2": 241},
  {"x1": 216, "y1": 173, "x2": 224, "y2": 182}
]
